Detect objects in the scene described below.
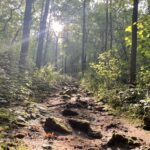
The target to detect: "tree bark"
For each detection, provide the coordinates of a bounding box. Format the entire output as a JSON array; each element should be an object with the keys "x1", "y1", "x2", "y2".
[
  {"x1": 130, "y1": 0, "x2": 139, "y2": 85},
  {"x1": 54, "y1": 35, "x2": 58, "y2": 70},
  {"x1": 81, "y1": 0, "x2": 88, "y2": 76},
  {"x1": 19, "y1": 0, "x2": 33, "y2": 72},
  {"x1": 36, "y1": 0, "x2": 50, "y2": 68},
  {"x1": 104, "y1": 0, "x2": 109, "y2": 51},
  {"x1": 109, "y1": 0, "x2": 113, "y2": 49},
  {"x1": 43, "y1": 15, "x2": 51, "y2": 66},
  {"x1": 148, "y1": 0, "x2": 150, "y2": 14}
]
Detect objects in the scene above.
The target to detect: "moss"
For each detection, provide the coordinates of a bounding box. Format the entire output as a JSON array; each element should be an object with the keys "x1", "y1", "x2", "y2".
[
  {"x1": 45, "y1": 117, "x2": 72, "y2": 134},
  {"x1": 0, "y1": 142, "x2": 17, "y2": 150},
  {"x1": 0, "y1": 142, "x2": 29, "y2": 150},
  {"x1": 0, "y1": 108, "x2": 15, "y2": 122},
  {"x1": 0, "y1": 133, "x2": 6, "y2": 139},
  {"x1": 0, "y1": 124, "x2": 9, "y2": 131},
  {"x1": 16, "y1": 143, "x2": 29, "y2": 150}
]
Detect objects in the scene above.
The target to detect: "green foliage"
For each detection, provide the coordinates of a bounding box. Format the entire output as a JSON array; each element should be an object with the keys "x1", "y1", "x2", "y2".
[
  {"x1": 0, "y1": 108, "x2": 14, "y2": 122},
  {"x1": 34, "y1": 64, "x2": 71, "y2": 85},
  {"x1": 0, "y1": 51, "x2": 32, "y2": 102},
  {"x1": 90, "y1": 50, "x2": 121, "y2": 88},
  {"x1": 138, "y1": 16, "x2": 150, "y2": 59},
  {"x1": 125, "y1": 15, "x2": 150, "y2": 87},
  {"x1": 0, "y1": 142, "x2": 29, "y2": 150},
  {"x1": 0, "y1": 52, "x2": 71, "y2": 103},
  {"x1": 138, "y1": 66, "x2": 150, "y2": 87},
  {"x1": 109, "y1": 88, "x2": 148, "y2": 118}
]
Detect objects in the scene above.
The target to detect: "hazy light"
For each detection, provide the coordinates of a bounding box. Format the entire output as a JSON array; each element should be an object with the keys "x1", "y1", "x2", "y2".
[{"x1": 51, "y1": 21, "x2": 63, "y2": 34}]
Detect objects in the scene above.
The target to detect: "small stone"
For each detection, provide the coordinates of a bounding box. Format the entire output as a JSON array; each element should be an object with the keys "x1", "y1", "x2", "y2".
[
  {"x1": 17, "y1": 116, "x2": 26, "y2": 123},
  {"x1": 14, "y1": 121, "x2": 27, "y2": 127},
  {"x1": 42, "y1": 144, "x2": 52, "y2": 149},
  {"x1": 0, "y1": 99, "x2": 9, "y2": 105},
  {"x1": 61, "y1": 95, "x2": 71, "y2": 100},
  {"x1": 14, "y1": 133, "x2": 26, "y2": 139},
  {"x1": 95, "y1": 106, "x2": 105, "y2": 112},
  {"x1": 62, "y1": 109, "x2": 78, "y2": 117},
  {"x1": 64, "y1": 89, "x2": 72, "y2": 95},
  {"x1": 88, "y1": 131, "x2": 102, "y2": 139},
  {"x1": 74, "y1": 145, "x2": 83, "y2": 149}
]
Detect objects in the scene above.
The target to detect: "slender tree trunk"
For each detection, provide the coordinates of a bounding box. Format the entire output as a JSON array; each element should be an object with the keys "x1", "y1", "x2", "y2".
[
  {"x1": 64, "y1": 56, "x2": 67, "y2": 74},
  {"x1": 19, "y1": 0, "x2": 33, "y2": 72},
  {"x1": 40, "y1": 0, "x2": 45, "y2": 21},
  {"x1": 54, "y1": 36, "x2": 58, "y2": 70},
  {"x1": 109, "y1": 0, "x2": 113, "y2": 49},
  {"x1": 82, "y1": 0, "x2": 87, "y2": 75},
  {"x1": 36, "y1": 0, "x2": 50, "y2": 68},
  {"x1": 61, "y1": 55, "x2": 64, "y2": 73},
  {"x1": 12, "y1": 27, "x2": 22, "y2": 44},
  {"x1": 130, "y1": 0, "x2": 139, "y2": 85},
  {"x1": 104, "y1": 0, "x2": 109, "y2": 51},
  {"x1": 148, "y1": 0, "x2": 150, "y2": 14},
  {"x1": 43, "y1": 15, "x2": 51, "y2": 65}
]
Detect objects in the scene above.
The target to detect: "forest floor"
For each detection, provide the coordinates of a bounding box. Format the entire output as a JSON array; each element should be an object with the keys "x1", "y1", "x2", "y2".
[{"x1": 0, "y1": 82, "x2": 150, "y2": 150}]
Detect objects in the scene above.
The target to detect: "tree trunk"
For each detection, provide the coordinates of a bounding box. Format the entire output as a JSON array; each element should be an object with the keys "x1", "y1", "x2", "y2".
[
  {"x1": 64, "y1": 56, "x2": 67, "y2": 74},
  {"x1": 104, "y1": 0, "x2": 109, "y2": 51},
  {"x1": 148, "y1": 0, "x2": 150, "y2": 14},
  {"x1": 130, "y1": 0, "x2": 139, "y2": 85},
  {"x1": 19, "y1": 0, "x2": 33, "y2": 72},
  {"x1": 54, "y1": 36, "x2": 58, "y2": 70},
  {"x1": 109, "y1": 0, "x2": 113, "y2": 49},
  {"x1": 36, "y1": 0, "x2": 50, "y2": 68},
  {"x1": 43, "y1": 15, "x2": 51, "y2": 66},
  {"x1": 81, "y1": 0, "x2": 87, "y2": 76}
]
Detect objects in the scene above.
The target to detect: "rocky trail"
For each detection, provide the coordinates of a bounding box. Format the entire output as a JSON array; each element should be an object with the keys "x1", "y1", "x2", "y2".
[{"x1": 0, "y1": 82, "x2": 150, "y2": 150}]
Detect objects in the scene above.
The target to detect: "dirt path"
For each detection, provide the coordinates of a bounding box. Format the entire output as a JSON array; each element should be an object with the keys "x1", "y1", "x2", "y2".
[{"x1": 1, "y1": 82, "x2": 150, "y2": 150}]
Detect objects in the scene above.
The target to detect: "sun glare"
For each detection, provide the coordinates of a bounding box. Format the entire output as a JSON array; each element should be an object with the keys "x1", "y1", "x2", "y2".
[{"x1": 51, "y1": 21, "x2": 63, "y2": 34}]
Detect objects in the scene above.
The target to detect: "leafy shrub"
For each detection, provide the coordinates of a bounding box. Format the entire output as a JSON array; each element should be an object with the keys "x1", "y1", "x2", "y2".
[
  {"x1": 31, "y1": 65, "x2": 72, "y2": 100},
  {"x1": 138, "y1": 66, "x2": 150, "y2": 87},
  {"x1": 33, "y1": 64, "x2": 71, "y2": 86},
  {"x1": 80, "y1": 70, "x2": 101, "y2": 92},
  {"x1": 90, "y1": 50, "x2": 121, "y2": 89}
]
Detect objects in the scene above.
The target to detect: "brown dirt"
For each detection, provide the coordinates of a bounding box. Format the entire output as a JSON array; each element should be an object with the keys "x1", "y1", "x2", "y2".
[{"x1": 3, "y1": 83, "x2": 150, "y2": 150}]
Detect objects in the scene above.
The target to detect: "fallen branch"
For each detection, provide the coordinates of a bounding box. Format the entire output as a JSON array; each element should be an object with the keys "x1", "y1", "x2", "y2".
[{"x1": 47, "y1": 102, "x2": 66, "y2": 108}]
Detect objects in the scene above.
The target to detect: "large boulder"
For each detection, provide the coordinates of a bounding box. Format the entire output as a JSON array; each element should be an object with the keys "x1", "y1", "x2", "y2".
[
  {"x1": 61, "y1": 95, "x2": 71, "y2": 100},
  {"x1": 44, "y1": 117, "x2": 72, "y2": 134},
  {"x1": 68, "y1": 118, "x2": 90, "y2": 132},
  {"x1": 106, "y1": 133, "x2": 141, "y2": 149},
  {"x1": 68, "y1": 118, "x2": 102, "y2": 139},
  {"x1": 143, "y1": 117, "x2": 150, "y2": 130},
  {"x1": 143, "y1": 106, "x2": 150, "y2": 130}
]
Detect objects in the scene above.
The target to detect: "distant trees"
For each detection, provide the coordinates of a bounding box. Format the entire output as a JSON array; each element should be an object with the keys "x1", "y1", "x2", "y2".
[
  {"x1": 0, "y1": 0, "x2": 149, "y2": 85},
  {"x1": 130, "y1": 0, "x2": 139, "y2": 85},
  {"x1": 36, "y1": 0, "x2": 50, "y2": 68},
  {"x1": 19, "y1": 0, "x2": 33, "y2": 72}
]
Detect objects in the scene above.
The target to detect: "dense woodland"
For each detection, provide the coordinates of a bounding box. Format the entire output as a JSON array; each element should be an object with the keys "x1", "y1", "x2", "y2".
[{"x1": 0, "y1": 0, "x2": 150, "y2": 149}]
